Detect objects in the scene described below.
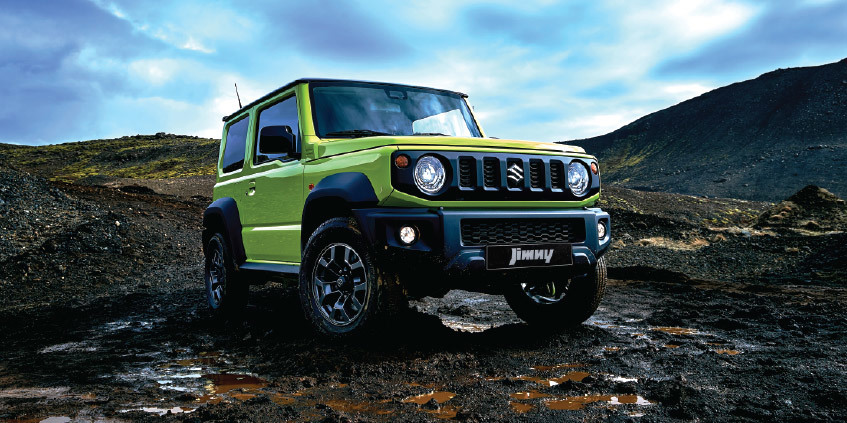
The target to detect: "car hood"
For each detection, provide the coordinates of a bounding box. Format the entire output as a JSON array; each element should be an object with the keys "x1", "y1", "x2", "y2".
[{"x1": 313, "y1": 136, "x2": 587, "y2": 158}]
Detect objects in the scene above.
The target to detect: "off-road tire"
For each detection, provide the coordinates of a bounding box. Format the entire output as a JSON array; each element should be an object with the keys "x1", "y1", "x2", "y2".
[
  {"x1": 204, "y1": 232, "x2": 248, "y2": 318},
  {"x1": 299, "y1": 217, "x2": 404, "y2": 337},
  {"x1": 504, "y1": 257, "x2": 606, "y2": 330}
]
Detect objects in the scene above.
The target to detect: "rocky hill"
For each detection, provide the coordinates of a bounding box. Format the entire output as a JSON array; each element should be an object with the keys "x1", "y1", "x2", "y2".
[
  {"x1": 0, "y1": 133, "x2": 218, "y2": 182},
  {"x1": 566, "y1": 59, "x2": 847, "y2": 202}
]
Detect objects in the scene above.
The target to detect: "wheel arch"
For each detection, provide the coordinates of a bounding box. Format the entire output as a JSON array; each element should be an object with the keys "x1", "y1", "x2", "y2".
[
  {"x1": 301, "y1": 172, "x2": 379, "y2": 249},
  {"x1": 203, "y1": 197, "x2": 247, "y2": 265}
]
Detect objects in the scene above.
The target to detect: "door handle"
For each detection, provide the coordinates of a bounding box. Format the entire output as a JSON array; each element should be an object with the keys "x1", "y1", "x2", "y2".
[{"x1": 246, "y1": 181, "x2": 256, "y2": 196}]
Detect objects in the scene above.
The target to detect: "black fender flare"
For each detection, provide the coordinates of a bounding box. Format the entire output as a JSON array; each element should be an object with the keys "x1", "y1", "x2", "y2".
[
  {"x1": 301, "y1": 172, "x2": 379, "y2": 247},
  {"x1": 203, "y1": 197, "x2": 247, "y2": 265}
]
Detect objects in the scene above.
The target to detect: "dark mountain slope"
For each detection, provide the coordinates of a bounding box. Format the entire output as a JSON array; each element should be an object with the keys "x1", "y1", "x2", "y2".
[{"x1": 566, "y1": 59, "x2": 847, "y2": 201}]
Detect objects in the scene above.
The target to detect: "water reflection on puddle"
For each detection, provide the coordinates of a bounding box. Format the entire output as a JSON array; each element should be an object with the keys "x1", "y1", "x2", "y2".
[
  {"x1": 651, "y1": 326, "x2": 699, "y2": 335},
  {"x1": 441, "y1": 320, "x2": 491, "y2": 333},
  {"x1": 325, "y1": 399, "x2": 394, "y2": 416},
  {"x1": 202, "y1": 374, "x2": 268, "y2": 394},
  {"x1": 530, "y1": 363, "x2": 584, "y2": 372},
  {"x1": 515, "y1": 371, "x2": 590, "y2": 386},
  {"x1": 402, "y1": 391, "x2": 456, "y2": 405},
  {"x1": 120, "y1": 406, "x2": 194, "y2": 416},
  {"x1": 510, "y1": 390, "x2": 550, "y2": 400},
  {"x1": 402, "y1": 391, "x2": 459, "y2": 419},
  {"x1": 545, "y1": 394, "x2": 653, "y2": 410},
  {"x1": 504, "y1": 364, "x2": 653, "y2": 415}
]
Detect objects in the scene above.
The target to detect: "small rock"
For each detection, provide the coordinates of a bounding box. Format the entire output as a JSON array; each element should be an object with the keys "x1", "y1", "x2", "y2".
[
  {"x1": 422, "y1": 398, "x2": 440, "y2": 410},
  {"x1": 802, "y1": 220, "x2": 821, "y2": 230},
  {"x1": 784, "y1": 247, "x2": 800, "y2": 253}
]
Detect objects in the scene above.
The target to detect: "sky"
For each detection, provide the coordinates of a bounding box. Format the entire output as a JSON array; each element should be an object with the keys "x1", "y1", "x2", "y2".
[{"x1": 2, "y1": 0, "x2": 846, "y2": 145}]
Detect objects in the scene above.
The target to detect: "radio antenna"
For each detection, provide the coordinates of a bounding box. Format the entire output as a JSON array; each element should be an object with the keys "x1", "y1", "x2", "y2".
[{"x1": 234, "y1": 83, "x2": 243, "y2": 109}]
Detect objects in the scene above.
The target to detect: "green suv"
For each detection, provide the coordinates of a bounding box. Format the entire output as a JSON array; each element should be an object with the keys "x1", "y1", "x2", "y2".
[{"x1": 202, "y1": 79, "x2": 610, "y2": 336}]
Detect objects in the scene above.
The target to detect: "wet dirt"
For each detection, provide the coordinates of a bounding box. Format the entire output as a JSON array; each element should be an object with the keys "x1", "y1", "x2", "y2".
[{"x1": 0, "y1": 178, "x2": 846, "y2": 422}]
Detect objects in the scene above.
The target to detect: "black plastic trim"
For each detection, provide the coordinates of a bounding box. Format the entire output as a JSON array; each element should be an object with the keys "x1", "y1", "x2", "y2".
[
  {"x1": 203, "y1": 197, "x2": 246, "y2": 265},
  {"x1": 305, "y1": 172, "x2": 379, "y2": 208},
  {"x1": 301, "y1": 172, "x2": 380, "y2": 248},
  {"x1": 239, "y1": 262, "x2": 300, "y2": 275}
]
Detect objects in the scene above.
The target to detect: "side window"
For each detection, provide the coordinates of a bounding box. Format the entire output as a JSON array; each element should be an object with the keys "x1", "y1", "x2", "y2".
[
  {"x1": 222, "y1": 116, "x2": 249, "y2": 173},
  {"x1": 255, "y1": 96, "x2": 299, "y2": 165}
]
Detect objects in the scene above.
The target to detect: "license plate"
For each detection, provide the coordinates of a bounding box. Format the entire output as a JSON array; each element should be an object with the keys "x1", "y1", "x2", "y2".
[{"x1": 486, "y1": 244, "x2": 573, "y2": 270}]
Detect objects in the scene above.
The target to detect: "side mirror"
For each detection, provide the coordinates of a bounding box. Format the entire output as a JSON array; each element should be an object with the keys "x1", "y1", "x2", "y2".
[{"x1": 258, "y1": 125, "x2": 296, "y2": 159}]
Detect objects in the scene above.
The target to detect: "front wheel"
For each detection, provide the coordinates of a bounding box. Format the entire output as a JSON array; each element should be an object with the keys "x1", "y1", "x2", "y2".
[
  {"x1": 504, "y1": 257, "x2": 607, "y2": 330},
  {"x1": 204, "y1": 232, "x2": 248, "y2": 318},
  {"x1": 299, "y1": 217, "x2": 404, "y2": 337}
]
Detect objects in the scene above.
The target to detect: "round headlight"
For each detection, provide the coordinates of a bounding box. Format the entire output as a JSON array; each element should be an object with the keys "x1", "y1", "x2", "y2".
[
  {"x1": 413, "y1": 156, "x2": 446, "y2": 195},
  {"x1": 567, "y1": 161, "x2": 590, "y2": 197}
]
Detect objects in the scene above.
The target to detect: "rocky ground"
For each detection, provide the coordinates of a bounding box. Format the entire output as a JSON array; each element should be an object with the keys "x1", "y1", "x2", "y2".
[{"x1": 0, "y1": 168, "x2": 845, "y2": 422}]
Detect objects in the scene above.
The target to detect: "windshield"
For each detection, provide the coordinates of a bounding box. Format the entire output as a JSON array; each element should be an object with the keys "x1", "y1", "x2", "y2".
[{"x1": 310, "y1": 82, "x2": 482, "y2": 138}]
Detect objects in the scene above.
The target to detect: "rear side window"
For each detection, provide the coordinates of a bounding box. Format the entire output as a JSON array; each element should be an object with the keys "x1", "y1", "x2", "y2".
[
  {"x1": 255, "y1": 96, "x2": 299, "y2": 164},
  {"x1": 222, "y1": 116, "x2": 249, "y2": 173}
]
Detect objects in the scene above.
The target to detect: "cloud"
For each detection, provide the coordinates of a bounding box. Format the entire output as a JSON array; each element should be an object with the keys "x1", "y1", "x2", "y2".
[
  {"x1": 656, "y1": 0, "x2": 847, "y2": 77},
  {"x1": 258, "y1": 0, "x2": 410, "y2": 62},
  {"x1": 0, "y1": 0, "x2": 166, "y2": 143},
  {"x1": 463, "y1": 3, "x2": 608, "y2": 47},
  {"x1": 0, "y1": 0, "x2": 844, "y2": 145}
]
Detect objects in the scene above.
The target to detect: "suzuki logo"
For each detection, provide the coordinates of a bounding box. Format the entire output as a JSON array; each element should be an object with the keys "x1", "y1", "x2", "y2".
[{"x1": 507, "y1": 163, "x2": 524, "y2": 186}]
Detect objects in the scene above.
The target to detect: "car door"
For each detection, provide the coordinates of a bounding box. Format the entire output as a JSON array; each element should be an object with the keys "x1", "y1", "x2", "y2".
[{"x1": 239, "y1": 94, "x2": 304, "y2": 263}]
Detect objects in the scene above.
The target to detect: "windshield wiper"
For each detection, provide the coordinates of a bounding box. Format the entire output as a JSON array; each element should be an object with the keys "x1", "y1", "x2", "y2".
[
  {"x1": 412, "y1": 132, "x2": 449, "y2": 136},
  {"x1": 324, "y1": 129, "x2": 392, "y2": 138}
]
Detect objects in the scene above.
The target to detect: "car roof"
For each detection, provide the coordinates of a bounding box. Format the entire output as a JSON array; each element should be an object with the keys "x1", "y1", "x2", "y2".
[{"x1": 222, "y1": 78, "x2": 469, "y2": 122}]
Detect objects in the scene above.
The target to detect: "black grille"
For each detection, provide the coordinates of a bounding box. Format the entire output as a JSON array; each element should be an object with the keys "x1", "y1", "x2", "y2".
[
  {"x1": 459, "y1": 156, "x2": 475, "y2": 187},
  {"x1": 530, "y1": 159, "x2": 544, "y2": 189},
  {"x1": 461, "y1": 219, "x2": 586, "y2": 246},
  {"x1": 483, "y1": 158, "x2": 500, "y2": 187},
  {"x1": 550, "y1": 160, "x2": 564, "y2": 189}
]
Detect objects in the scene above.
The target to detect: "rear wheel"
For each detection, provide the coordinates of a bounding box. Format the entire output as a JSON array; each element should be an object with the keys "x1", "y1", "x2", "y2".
[
  {"x1": 299, "y1": 217, "x2": 404, "y2": 337},
  {"x1": 204, "y1": 232, "x2": 248, "y2": 318},
  {"x1": 504, "y1": 257, "x2": 606, "y2": 330}
]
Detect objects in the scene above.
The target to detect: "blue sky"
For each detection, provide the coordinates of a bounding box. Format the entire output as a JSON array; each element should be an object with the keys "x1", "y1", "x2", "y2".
[{"x1": 2, "y1": 0, "x2": 846, "y2": 145}]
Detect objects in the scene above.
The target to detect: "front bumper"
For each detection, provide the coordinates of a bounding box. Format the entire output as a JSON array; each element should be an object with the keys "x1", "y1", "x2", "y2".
[{"x1": 352, "y1": 207, "x2": 610, "y2": 279}]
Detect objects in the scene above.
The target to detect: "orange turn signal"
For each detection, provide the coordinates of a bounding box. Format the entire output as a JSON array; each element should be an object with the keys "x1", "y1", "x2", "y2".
[
  {"x1": 395, "y1": 154, "x2": 410, "y2": 168},
  {"x1": 590, "y1": 162, "x2": 599, "y2": 174}
]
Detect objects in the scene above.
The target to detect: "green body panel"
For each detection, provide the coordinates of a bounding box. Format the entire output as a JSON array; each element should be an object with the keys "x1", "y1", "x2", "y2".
[
  {"x1": 213, "y1": 80, "x2": 603, "y2": 265},
  {"x1": 303, "y1": 146, "x2": 398, "y2": 203}
]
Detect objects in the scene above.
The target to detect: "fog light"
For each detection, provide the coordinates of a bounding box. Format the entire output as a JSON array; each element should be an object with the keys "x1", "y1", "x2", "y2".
[
  {"x1": 597, "y1": 221, "x2": 607, "y2": 239},
  {"x1": 399, "y1": 226, "x2": 418, "y2": 245}
]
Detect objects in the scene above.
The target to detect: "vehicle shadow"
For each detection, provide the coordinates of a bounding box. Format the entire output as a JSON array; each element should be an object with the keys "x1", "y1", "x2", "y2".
[{"x1": 238, "y1": 284, "x2": 603, "y2": 361}]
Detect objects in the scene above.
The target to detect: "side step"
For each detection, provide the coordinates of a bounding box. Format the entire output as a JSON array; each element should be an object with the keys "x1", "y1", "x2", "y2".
[{"x1": 239, "y1": 262, "x2": 300, "y2": 283}]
